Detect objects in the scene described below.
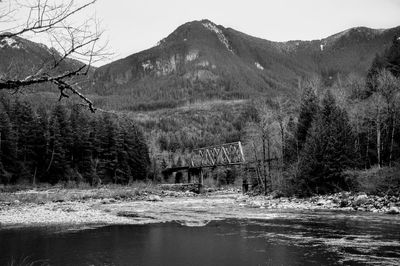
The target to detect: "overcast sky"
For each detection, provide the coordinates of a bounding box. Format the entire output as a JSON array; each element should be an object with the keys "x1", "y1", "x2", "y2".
[{"x1": 91, "y1": 0, "x2": 400, "y2": 65}]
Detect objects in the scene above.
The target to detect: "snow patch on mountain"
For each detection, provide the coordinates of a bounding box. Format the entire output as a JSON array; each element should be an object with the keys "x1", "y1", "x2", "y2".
[
  {"x1": 255, "y1": 62, "x2": 264, "y2": 70},
  {"x1": 0, "y1": 37, "x2": 21, "y2": 49},
  {"x1": 202, "y1": 22, "x2": 234, "y2": 53}
]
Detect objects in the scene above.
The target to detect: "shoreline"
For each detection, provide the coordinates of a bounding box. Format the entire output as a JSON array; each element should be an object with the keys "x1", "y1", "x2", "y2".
[{"x1": 1, "y1": 188, "x2": 399, "y2": 229}]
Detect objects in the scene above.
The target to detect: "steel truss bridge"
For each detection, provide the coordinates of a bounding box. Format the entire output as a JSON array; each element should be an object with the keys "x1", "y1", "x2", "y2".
[
  {"x1": 162, "y1": 141, "x2": 246, "y2": 188},
  {"x1": 190, "y1": 141, "x2": 245, "y2": 168}
]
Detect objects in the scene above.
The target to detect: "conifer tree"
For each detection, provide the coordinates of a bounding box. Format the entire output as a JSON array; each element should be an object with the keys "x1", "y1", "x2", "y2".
[
  {"x1": 116, "y1": 125, "x2": 132, "y2": 184},
  {"x1": 52, "y1": 104, "x2": 72, "y2": 166},
  {"x1": 11, "y1": 100, "x2": 39, "y2": 182},
  {"x1": 48, "y1": 118, "x2": 67, "y2": 183},
  {"x1": 0, "y1": 106, "x2": 15, "y2": 183},
  {"x1": 296, "y1": 87, "x2": 319, "y2": 152},
  {"x1": 123, "y1": 121, "x2": 150, "y2": 181},
  {"x1": 98, "y1": 113, "x2": 119, "y2": 183},
  {"x1": 283, "y1": 116, "x2": 298, "y2": 165},
  {"x1": 36, "y1": 106, "x2": 50, "y2": 183},
  {"x1": 298, "y1": 90, "x2": 356, "y2": 195}
]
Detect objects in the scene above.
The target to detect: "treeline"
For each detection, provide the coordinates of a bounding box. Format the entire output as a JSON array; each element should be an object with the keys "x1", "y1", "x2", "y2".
[
  {"x1": 262, "y1": 37, "x2": 400, "y2": 195},
  {"x1": 0, "y1": 95, "x2": 150, "y2": 185}
]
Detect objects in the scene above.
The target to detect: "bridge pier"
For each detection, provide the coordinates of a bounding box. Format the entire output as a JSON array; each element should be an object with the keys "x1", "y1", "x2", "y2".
[
  {"x1": 199, "y1": 168, "x2": 203, "y2": 186},
  {"x1": 199, "y1": 168, "x2": 204, "y2": 193}
]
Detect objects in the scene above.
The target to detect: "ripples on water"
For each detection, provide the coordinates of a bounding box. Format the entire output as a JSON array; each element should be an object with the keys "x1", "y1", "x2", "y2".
[{"x1": 0, "y1": 210, "x2": 399, "y2": 266}]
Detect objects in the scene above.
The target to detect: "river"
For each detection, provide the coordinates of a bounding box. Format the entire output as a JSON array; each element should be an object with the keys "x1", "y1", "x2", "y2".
[{"x1": 1, "y1": 210, "x2": 399, "y2": 265}]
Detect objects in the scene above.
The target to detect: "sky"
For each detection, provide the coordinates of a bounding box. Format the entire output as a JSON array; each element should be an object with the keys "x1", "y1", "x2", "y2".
[{"x1": 93, "y1": 0, "x2": 400, "y2": 66}]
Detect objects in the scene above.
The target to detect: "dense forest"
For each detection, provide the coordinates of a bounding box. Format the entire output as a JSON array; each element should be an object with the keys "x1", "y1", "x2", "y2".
[
  {"x1": 0, "y1": 96, "x2": 150, "y2": 185},
  {"x1": 145, "y1": 37, "x2": 400, "y2": 195},
  {"x1": 1, "y1": 35, "x2": 399, "y2": 197},
  {"x1": 286, "y1": 36, "x2": 400, "y2": 195}
]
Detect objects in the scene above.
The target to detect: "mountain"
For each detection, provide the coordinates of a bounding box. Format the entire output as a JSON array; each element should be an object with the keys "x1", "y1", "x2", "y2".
[
  {"x1": 0, "y1": 34, "x2": 92, "y2": 92},
  {"x1": 1, "y1": 20, "x2": 399, "y2": 111},
  {"x1": 91, "y1": 20, "x2": 308, "y2": 100},
  {"x1": 90, "y1": 20, "x2": 400, "y2": 107}
]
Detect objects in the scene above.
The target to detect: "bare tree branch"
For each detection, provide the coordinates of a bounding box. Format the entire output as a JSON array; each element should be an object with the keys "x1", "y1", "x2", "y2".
[{"x1": 0, "y1": 0, "x2": 109, "y2": 111}]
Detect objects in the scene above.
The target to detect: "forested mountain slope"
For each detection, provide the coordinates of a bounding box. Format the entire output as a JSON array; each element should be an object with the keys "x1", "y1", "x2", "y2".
[
  {"x1": 91, "y1": 20, "x2": 400, "y2": 108},
  {"x1": 1, "y1": 20, "x2": 399, "y2": 111}
]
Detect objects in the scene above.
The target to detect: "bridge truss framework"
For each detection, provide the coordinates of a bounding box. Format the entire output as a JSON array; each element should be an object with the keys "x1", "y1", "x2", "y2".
[{"x1": 162, "y1": 141, "x2": 246, "y2": 189}]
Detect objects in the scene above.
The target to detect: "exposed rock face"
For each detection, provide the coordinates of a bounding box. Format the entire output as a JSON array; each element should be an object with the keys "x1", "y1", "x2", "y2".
[
  {"x1": 185, "y1": 50, "x2": 199, "y2": 62},
  {"x1": 201, "y1": 21, "x2": 234, "y2": 53}
]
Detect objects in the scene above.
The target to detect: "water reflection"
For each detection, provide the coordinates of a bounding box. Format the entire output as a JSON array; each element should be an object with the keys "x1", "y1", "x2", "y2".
[{"x1": 1, "y1": 211, "x2": 399, "y2": 265}]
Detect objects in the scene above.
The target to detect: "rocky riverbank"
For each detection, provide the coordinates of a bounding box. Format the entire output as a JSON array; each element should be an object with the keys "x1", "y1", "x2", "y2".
[
  {"x1": 0, "y1": 188, "x2": 399, "y2": 228},
  {"x1": 240, "y1": 191, "x2": 400, "y2": 214}
]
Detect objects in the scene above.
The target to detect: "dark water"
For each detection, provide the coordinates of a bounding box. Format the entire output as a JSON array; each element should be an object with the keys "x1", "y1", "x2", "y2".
[{"x1": 1, "y1": 211, "x2": 400, "y2": 266}]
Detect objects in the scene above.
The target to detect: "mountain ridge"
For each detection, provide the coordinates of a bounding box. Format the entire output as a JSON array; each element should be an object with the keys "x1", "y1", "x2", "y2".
[
  {"x1": 1, "y1": 19, "x2": 399, "y2": 110},
  {"x1": 89, "y1": 20, "x2": 400, "y2": 107}
]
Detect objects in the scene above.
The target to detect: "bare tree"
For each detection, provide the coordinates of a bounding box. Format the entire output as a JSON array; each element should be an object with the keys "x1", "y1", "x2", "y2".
[
  {"x1": 376, "y1": 70, "x2": 400, "y2": 167},
  {"x1": 0, "y1": 0, "x2": 108, "y2": 112},
  {"x1": 271, "y1": 96, "x2": 291, "y2": 166},
  {"x1": 244, "y1": 100, "x2": 280, "y2": 193}
]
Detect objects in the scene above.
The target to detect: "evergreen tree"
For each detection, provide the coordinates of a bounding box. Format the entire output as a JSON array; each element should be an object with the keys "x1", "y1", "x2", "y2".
[
  {"x1": 51, "y1": 104, "x2": 72, "y2": 167},
  {"x1": 0, "y1": 106, "x2": 15, "y2": 184},
  {"x1": 296, "y1": 87, "x2": 319, "y2": 152},
  {"x1": 11, "y1": 99, "x2": 38, "y2": 182},
  {"x1": 283, "y1": 116, "x2": 298, "y2": 165},
  {"x1": 36, "y1": 106, "x2": 50, "y2": 183},
  {"x1": 98, "y1": 113, "x2": 119, "y2": 183},
  {"x1": 123, "y1": 121, "x2": 150, "y2": 181},
  {"x1": 298, "y1": 91, "x2": 356, "y2": 195},
  {"x1": 48, "y1": 117, "x2": 67, "y2": 183},
  {"x1": 70, "y1": 105, "x2": 95, "y2": 183},
  {"x1": 116, "y1": 125, "x2": 132, "y2": 184}
]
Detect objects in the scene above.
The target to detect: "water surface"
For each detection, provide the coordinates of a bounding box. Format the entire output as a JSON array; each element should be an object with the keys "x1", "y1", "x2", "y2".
[{"x1": 1, "y1": 210, "x2": 399, "y2": 265}]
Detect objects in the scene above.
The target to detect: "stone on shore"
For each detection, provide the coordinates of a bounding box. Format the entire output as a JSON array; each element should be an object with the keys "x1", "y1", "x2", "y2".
[
  {"x1": 387, "y1": 206, "x2": 400, "y2": 215},
  {"x1": 147, "y1": 195, "x2": 162, "y2": 202},
  {"x1": 353, "y1": 194, "x2": 369, "y2": 206}
]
